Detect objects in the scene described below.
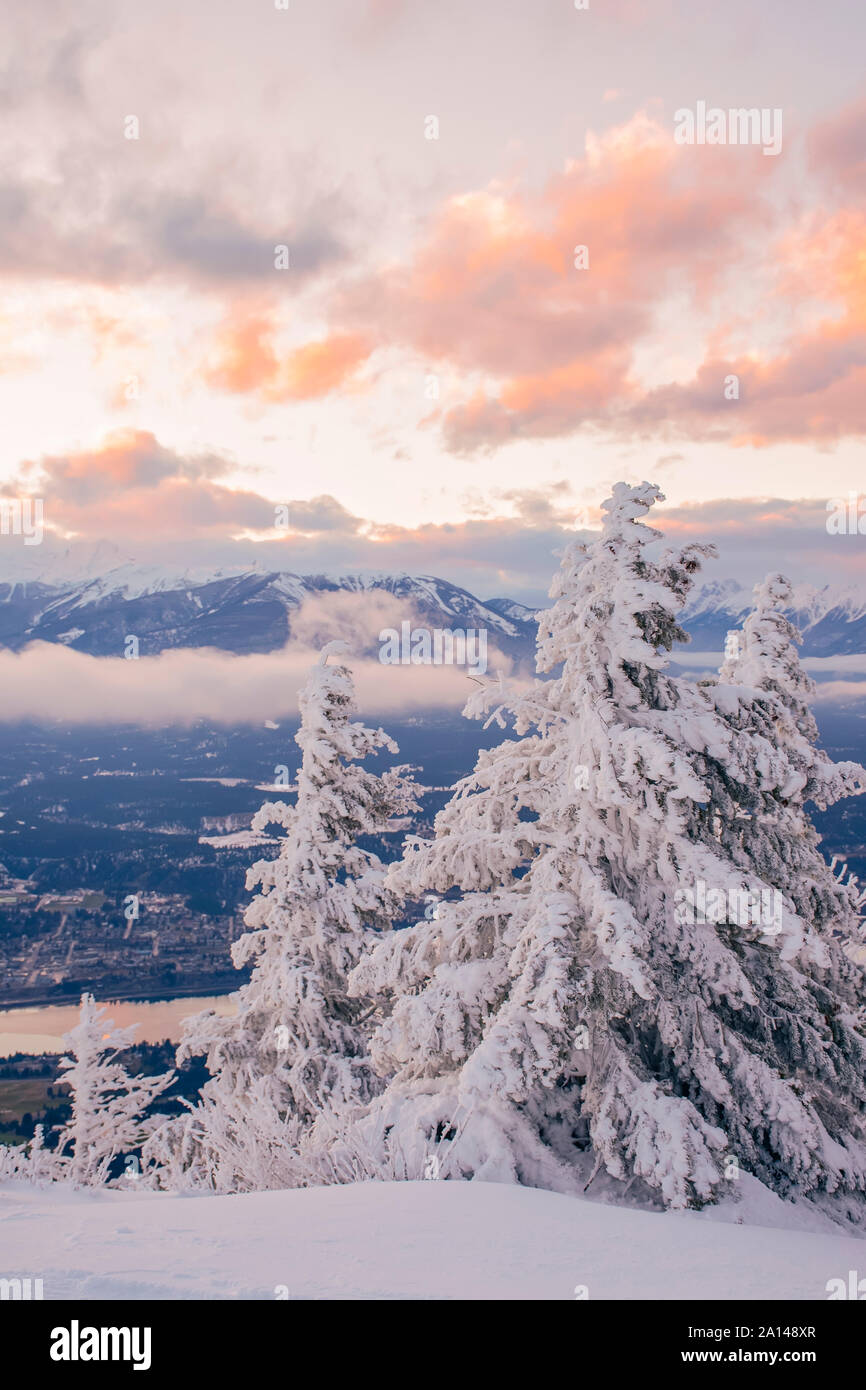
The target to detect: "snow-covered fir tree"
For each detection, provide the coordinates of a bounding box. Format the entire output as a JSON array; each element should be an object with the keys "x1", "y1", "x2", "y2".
[
  {"x1": 719, "y1": 571, "x2": 861, "y2": 794},
  {"x1": 54, "y1": 993, "x2": 174, "y2": 1186},
  {"x1": 146, "y1": 643, "x2": 419, "y2": 1192},
  {"x1": 717, "y1": 571, "x2": 866, "y2": 1015},
  {"x1": 718, "y1": 572, "x2": 866, "y2": 940},
  {"x1": 0, "y1": 1124, "x2": 57, "y2": 1184},
  {"x1": 346, "y1": 483, "x2": 866, "y2": 1214}
]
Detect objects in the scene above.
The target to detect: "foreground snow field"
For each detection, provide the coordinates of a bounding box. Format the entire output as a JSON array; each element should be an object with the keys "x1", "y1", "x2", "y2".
[{"x1": 1, "y1": 1178, "x2": 863, "y2": 1300}]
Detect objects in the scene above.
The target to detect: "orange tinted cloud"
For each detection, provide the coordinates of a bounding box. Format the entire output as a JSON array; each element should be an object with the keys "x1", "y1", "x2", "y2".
[
  {"x1": 16, "y1": 430, "x2": 230, "y2": 504},
  {"x1": 272, "y1": 332, "x2": 371, "y2": 401},
  {"x1": 328, "y1": 104, "x2": 866, "y2": 450},
  {"x1": 206, "y1": 315, "x2": 371, "y2": 401},
  {"x1": 625, "y1": 207, "x2": 866, "y2": 445},
  {"x1": 206, "y1": 315, "x2": 279, "y2": 393},
  {"x1": 333, "y1": 114, "x2": 775, "y2": 448},
  {"x1": 9, "y1": 431, "x2": 263, "y2": 538},
  {"x1": 185, "y1": 105, "x2": 866, "y2": 451}
]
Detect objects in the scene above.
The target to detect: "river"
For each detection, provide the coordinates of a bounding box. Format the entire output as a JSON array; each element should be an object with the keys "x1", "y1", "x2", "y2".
[{"x1": 0, "y1": 994, "x2": 238, "y2": 1057}]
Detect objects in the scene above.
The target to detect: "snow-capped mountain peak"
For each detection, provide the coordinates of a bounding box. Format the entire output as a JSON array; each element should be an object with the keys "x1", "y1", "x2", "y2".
[{"x1": 0, "y1": 559, "x2": 864, "y2": 661}]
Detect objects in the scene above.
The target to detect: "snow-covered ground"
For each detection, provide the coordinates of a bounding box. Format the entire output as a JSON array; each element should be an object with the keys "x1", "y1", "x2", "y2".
[{"x1": 1, "y1": 1177, "x2": 862, "y2": 1300}]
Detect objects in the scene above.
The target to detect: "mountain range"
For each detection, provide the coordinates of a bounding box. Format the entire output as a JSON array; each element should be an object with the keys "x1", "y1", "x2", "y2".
[{"x1": 0, "y1": 549, "x2": 864, "y2": 663}]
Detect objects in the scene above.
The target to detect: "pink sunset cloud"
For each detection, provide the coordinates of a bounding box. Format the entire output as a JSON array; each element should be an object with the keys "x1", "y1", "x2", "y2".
[
  {"x1": 310, "y1": 114, "x2": 796, "y2": 450},
  {"x1": 184, "y1": 102, "x2": 861, "y2": 456},
  {"x1": 205, "y1": 316, "x2": 372, "y2": 401}
]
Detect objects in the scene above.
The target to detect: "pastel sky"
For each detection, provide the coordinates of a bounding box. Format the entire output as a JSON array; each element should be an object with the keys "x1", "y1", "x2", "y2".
[{"x1": 1, "y1": 0, "x2": 864, "y2": 603}]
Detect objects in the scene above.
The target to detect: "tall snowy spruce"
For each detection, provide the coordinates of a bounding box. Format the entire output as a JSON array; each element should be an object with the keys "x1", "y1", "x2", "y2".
[
  {"x1": 146, "y1": 643, "x2": 418, "y2": 1192},
  {"x1": 55, "y1": 993, "x2": 174, "y2": 1186},
  {"x1": 348, "y1": 483, "x2": 866, "y2": 1214},
  {"x1": 718, "y1": 572, "x2": 866, "y2": 954}
]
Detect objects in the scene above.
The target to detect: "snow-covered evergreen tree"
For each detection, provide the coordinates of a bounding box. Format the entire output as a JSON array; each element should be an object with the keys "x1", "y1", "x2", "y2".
[
  {"x1": 346, "y1": 484, "x2": 866, "y2": 1214},
  {"x1": 146, "y1": 643, "x2": 419, "y2": 1192},
  {"x1": 55, "y1": 993, "x2": 174, "y2": 1186},
  {"x1": 719, "y1": 571, "x2": 862, "y2": 803},
  {"x1": 718, "y1": 572, "x2": 866, "y2": 943},
  {"x1": 0, "y1": 1123, "x2": 69, "y2": 1185},
  {"x1": 716, "y1": 570, "x2": 866, "y2": 1022},
  {"x1": 0, "y1": 1131, "x2": 41, "y2": 1183}
]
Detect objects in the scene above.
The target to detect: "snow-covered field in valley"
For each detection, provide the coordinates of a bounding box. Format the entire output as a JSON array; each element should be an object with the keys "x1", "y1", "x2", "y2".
[{"x1": 1, "y1": 1177, "x2": 863, "y2": 1301}]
